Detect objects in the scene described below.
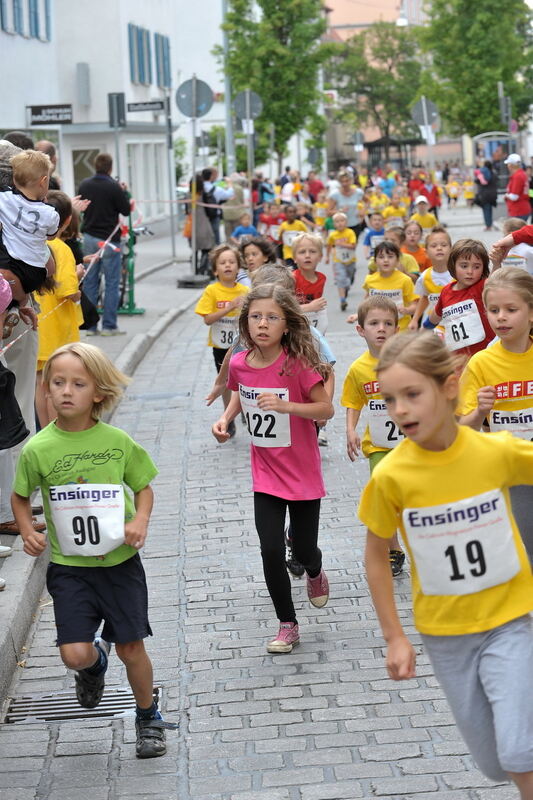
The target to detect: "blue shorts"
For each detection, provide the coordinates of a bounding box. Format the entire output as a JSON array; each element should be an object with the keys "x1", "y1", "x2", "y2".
[{"x1": 46, "y1": 554, "x2": 152, "y2": 646}]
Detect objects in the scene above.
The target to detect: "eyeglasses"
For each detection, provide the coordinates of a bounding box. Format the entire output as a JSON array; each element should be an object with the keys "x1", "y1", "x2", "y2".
[{"x1": 248, "y1": 313, "x2": 285, "y2": 324}]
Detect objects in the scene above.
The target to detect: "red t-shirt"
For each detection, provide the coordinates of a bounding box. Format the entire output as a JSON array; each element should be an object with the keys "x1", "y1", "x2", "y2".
[
  {"x1": 434, "y1": 278, "x2": 493, "y2": 356},
  {"x1": 259, "y1": 212, "x2": 286, "y2": 242},
  {"x1": 307, "y1": 179, "x2": 325, "y2": 199},
  {"x1": 506, "y1": 169, "x2": 531, "y2": 217},
  {"x1": 293, "y1": 269, "x2": 326, "y2": 304}
]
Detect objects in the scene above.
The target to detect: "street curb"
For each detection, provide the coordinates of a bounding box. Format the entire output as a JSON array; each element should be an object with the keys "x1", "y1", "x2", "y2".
[{"x1": 0, "y1": 290, "x2": 202, "y2": 709}]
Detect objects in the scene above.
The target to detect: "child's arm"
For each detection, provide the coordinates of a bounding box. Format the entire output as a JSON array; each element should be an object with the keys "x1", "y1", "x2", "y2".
[
  {"x1": 11, "y1": 492, "x2": 46, "y2": 557},
  {"x1": 325, "y1": 244, "x2": 331, "y2": 263},
  {"x1": 256, "y1": 381, "x2": 334, "y2": 421},
  {"x1": 423, "y1": 309, "x2": 442, "y2": 328},
  {"x1": 346, "y1": 407, "x2": 362, "y2": 461},
  {"x1": 458, "y1": 386, "x2": 496, "y2": 429},
  {"x1": 365, "y1": 530, "x2": 416, "y2": 680},
  {"x1": 124, "y1": 485, "x2": 154, "y2": 550},
  {"x1": 202, "y1": 296, "x2": 244, "y2": 326},
  {"x1": 363, "y1": 245, "x2": 371, "y2": 260},
  {"x1": 316, "y1": 371, "x2": 335, "y2": 425},
  {"x1": 398, "y1": 300, "x2": 417, "y2": 317},
  {"x1": 489, "y1": 234, "x2": 515, "y2": 264},
  {"x1": 212, "y1": 391, "x2": 242, "y2": 442},
  {"x1": 299, "y1": 297, "x2": 327, "y2": 313},
  {"x1": 205, "y1": 346, "x2": 233, "y2": 406},
  {"x1": 408, "y1": 296, "x2": 429, "y2": 330}
]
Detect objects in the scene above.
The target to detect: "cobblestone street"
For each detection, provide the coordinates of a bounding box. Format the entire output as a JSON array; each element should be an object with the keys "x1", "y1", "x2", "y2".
[{"x1": 0, "y1": 256, "x2": 517, "y2": 798}]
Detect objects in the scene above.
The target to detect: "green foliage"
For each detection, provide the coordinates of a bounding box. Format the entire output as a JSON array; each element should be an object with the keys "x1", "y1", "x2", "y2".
[
  {"x1": 420, "y1": 0, "x2": 533, "y2": 135},
  {"x1": 218, "y1": 0, "x2": 327, "y2": 173}
]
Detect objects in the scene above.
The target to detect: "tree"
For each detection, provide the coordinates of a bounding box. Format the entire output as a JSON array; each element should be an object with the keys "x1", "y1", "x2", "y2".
[
  {"x1": 326, "y1": 22, "x2": 422, "y2": 160},
  {"x1": 420, "y1": 0, "x2": 533, "y2": 136},
  {"x1": 218, "y1": 0, "x2": 327, "y2": 174}
]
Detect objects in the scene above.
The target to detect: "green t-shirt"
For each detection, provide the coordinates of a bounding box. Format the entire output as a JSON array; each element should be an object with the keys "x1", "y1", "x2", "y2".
[{"x1": 13, "y1": 420, "x2": 158, "y2": 568}]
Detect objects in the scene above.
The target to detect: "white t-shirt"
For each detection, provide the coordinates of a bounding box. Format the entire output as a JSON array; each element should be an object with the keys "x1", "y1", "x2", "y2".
[
  {"x1": 0, "y1": 189, "x2": 59, "y2": 267},
  {"x1": 502, "y1": 244, "x2": 533, "y2": 276}
]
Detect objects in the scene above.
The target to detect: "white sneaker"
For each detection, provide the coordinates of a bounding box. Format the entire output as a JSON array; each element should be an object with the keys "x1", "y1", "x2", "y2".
[
  {"x1": 317, "y1": 428, "x2": 328, "y2": 447},
  {"x1": 0, "y1": 577, "x2": 5, "y2": 591},
  {"x1": 101, "y1": 328, "x2": 126, "y2": 337},
  {"x1": 0, "y1": 544, "x2": 12, "y2": 558}
]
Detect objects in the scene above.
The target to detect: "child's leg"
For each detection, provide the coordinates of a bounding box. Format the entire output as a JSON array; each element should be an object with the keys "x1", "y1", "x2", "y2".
[
  {"x1": 254, "y1": 492, "x2": 296, "y2": 622},
  {"x1": 288, "y1": 498, "x2": 322, "y2": 578},
  {"x1": 115, "y1": 640, "x2": 154, "y2": 709},
  {"x1": 59, "y1": 641, "x2": 101, "y2": 672},
  {"x1": 212, "y1": 347, "x2": 232, "y2": 410},
  {"x1": 0, "y1": 268, "x2": 24, "y2": 305}
]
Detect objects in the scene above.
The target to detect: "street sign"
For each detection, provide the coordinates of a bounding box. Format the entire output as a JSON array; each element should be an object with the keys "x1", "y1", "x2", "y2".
[
  {"x1": 127, "y1": 101, "x2": 165, "y2": 112},
  {"x1": 175, "y1": 78, "x2": 213, "y2": 118},
  {"x1": 233, "y1": 90, "x2": 263, "y2": 120},
  {"x1": 307, "y1": 147, "x2": 319, "y2": 166},
  {"x1": 411, "y1": 97, "x2": 438, "y2": 127},
  {"x1": 28, "y1": 104, "x2": 72, "y2": 125},
  {"x1": 108, "y1": 93, "x2": 126, "y2": 128}
]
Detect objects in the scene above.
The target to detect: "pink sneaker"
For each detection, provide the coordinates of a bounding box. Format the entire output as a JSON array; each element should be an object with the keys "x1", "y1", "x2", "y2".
[
  {"x1": 307, "y1": 569, "x2": 329, "y2": 608},
  {"x1": 266, "y1": 622, "x2": 300, "y2": 654}
]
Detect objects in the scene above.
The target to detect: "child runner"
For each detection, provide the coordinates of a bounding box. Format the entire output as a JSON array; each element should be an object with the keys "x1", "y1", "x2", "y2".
[
  {"x1": 326, "y1": 212, "x2": 356, "y2": 312},
  {"x1": 292, "y1": 232, "x2": 328, "y2": 334},
  {"x1": 279, "y1": 206, "x2": 308, "y2": 268},
  {"x1": 409, "y1": 226, "x2": 452, "y2": 330},
  {"x1": 231, "y1": 212, "x2": 259, "y2": 243},
  {"x1": 341, "y1": 296, "x2": 406, "y2": 576},
  {"x1": 362, "y1": 212, "x2": 385, "y2": 261},
  {"x1": 12, "y1": 342, "x2": 176, "y2": 758},
  {"x1": 382, "y1": 193, "x2": 407, "y2": 230},
  {"x1": 195, "y1": 244, "x2": 249, "y2": 435},
  {"x1": 458, "y1": 267, "x2": 533, "y2": 564},
  {"x1": 368, "y1": 227, "x2": 419, "y2": 282},
  {"x1": 402, "y1": 221, "x2": 432, "y2": 273},
  {"x1": 239, "y1": 236, "x2": 277, "y2": 283},
  {"x1": 212, "y1": 284, "x2": 333, "y2": 653},
  {"x1": 361, "y1": 241, "x2": 417, "y2": 331},
  {"x1": 258, "y1": 204, "x2": 286, "y2": 258},
  {"x1": 493, "y1": 218, "x2": 533, "y2": 275},
  {"x1": 360, "y1": 331, "x2": 533, "y2": 797},
  {"x1": 312, "y1": 189, "x2": 329, "y2": 235},
  {"x1": 410, "y1": 196, "x2": 438, "y2": 233},
  {"x1": 423, "y1": 239, "x2": 494, "y2": 361}
]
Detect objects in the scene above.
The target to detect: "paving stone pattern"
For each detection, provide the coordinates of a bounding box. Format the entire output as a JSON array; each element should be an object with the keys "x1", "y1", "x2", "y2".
[{"x1": 0, "y1": 305, "x2": 511, "y2": 798}]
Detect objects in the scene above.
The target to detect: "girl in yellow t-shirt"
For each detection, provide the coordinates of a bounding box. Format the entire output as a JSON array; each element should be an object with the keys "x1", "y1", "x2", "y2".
[
  {"x1": 360, "y1": 331, "x2": 533, "y2": 793},
  {"x1": 361, "y1": 241, "x2": 418, "y2": 330}
]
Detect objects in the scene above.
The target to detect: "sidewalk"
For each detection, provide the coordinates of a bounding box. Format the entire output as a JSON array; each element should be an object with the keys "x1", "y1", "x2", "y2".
[{"x1": 0, "y1": 228, "x2": 202, "y2": 704}]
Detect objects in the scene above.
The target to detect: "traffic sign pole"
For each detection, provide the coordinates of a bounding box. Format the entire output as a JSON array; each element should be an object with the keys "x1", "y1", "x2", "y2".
[
  {"x1": 165, "y1": 94, "x2": 177, "y2": 262},
  {"x1": 191, "y1": 76, "x2": 197, "y2": 273},
  {"x1": 421, "y1": 96, "x2": 434, "y2": 178},
  {"x1": 245, "y1": 89, "x2": 253, "y2": 219}
]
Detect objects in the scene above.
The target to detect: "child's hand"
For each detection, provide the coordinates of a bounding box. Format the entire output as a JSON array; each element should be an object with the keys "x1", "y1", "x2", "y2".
[
  {"x1": 407, "y1": 318, "x2": 419, "y2": 331},
  {"x1": 257, "y1": 393, "x2": 287, "y2": 413},
  {"x1": 205, "y1": 383, "x2": 225, "y2": 406},
  {"x1": 309, "y1": 297, "x2": 327, "y2": 312},
  {"x1": 19, "y1": 306, "x2": 38, "y2": 330},
  {"x1": 346, "y1": 313, "x2": 357, "y2": 324},
  {"x1": 397, "y1": 306, "x2": 409, "y2": 317},
  {"x1": 386, "y1": 635, "x2": 417, "y2": 680},
  {"x1": 212, "y1": 418, "x2": 231, "y2": 442},
  {"x1": 477, "y1": 385, "x2": 496, "y2": 415},
  {"x1": 21, "y1": 530, "x2": 47, "y2": 557},
  {"x1": 230, "y1": 296, "x2": 245, "y2": 310},
  {"x1": 346, "y1": 431, "x2": 361, "y2": 462},
  {"x1": 124, "y1": 518, "x2": 149, "y2": 550}
]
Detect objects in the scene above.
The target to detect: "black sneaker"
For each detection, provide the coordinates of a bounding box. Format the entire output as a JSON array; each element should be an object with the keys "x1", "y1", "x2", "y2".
[
  {"x1": 228, "y1": 420, "x2": 236, "y2": 438},
  {"x1": 284, "y1": 524, "x2": 305, "y2": 577},
  {"x1": 136, "y1": 714, "x2": 170, "y2": 759},
  {"x1": 389, "y1": 549, "x2": 406, "y2": 577},
  {"x1": 75, "y1": 638, "x2": 111, "y2": 709}
]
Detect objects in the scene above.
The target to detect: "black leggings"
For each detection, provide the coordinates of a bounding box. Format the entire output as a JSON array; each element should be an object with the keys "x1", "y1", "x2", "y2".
[{"x1": 254, "y1": 492, "x2": 322, "y2": 624}]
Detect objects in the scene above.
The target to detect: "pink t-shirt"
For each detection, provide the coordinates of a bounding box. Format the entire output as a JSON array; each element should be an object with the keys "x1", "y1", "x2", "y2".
[{"x1": 227, "y1": 349, "x2": 326, "y2": 500}]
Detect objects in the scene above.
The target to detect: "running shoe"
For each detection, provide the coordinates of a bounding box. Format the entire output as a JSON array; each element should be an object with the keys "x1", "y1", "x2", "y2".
[
  {"x1": 389, "y1": 549, "x2": 405, "y2": 577},
  {"x1": 340, "y1": 300, "x2": 348, "y2": 311},
  {"x1": 75, "y1": 637, "x2": 111, "y2": 709},
  {"x1": 136, "y1": 711, "x2": 167, "y2": 759},
  {"x1": 317, "y1": 428, "x2": 328, "y2": 446},
  {"x1": 306, "y1": 569, "x2": 329, "y2": 608},
  {"x1": 285, "y1": 524, "x2": 305, "y2": 577},
  {"x1": 266, "y1": 622, "x2": 300, "y2": 654}
]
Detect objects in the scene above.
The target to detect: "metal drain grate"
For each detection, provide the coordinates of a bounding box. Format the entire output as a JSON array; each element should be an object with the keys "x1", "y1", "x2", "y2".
[{"x1": 3, "y1": 686, "x2": 161, "y2": 723}]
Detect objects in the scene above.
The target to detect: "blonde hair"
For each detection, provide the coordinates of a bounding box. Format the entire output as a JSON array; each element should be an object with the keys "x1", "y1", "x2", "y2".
[
  {"x1": 357, "y1": 295, "x2": 399, "y2": 327},
  {"x1": 239, "y1": 284, "x2": 331, "y2": 380},
  {"x1": 377, "y1": 331, "x2": 456, "y2": 395},
  {"x1": 425, "y1": 225, "x2": 451, "y2": 248},
  {"x1": 332, "y1": 212, "x2": 347, "y2": 223},
  {"x1": 502, "y1": 217, "x2": 527, "y2": 235},
  {"x1": 11, "y1": 150, "x2": 51, "y2": 187},
  {"x1": 251, "y1": 264, "x2": 295, "y2": 289},
  {"x1": 292, "y1": 232, "x2": 324, "y2": 256},
  {"x1": 483, "y1": 266, "x2": 533, "y2": 309},
  {"x1": 43, "y1": 342, "x2": 131, "y2": 419}
]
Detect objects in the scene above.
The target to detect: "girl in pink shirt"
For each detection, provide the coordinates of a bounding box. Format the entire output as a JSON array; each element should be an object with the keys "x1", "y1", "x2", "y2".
[{"x1": 212, "y1": 284, "x2": 334, "y2": 654}]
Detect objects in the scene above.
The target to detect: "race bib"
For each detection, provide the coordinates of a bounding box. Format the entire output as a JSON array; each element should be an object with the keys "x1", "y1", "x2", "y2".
[
  {"x1": 239, "y1": 384, "x2": 291, "y2": 447},
  {"x1": 282, "y1": 230, "x2": 301, "y2": 248},
  {"x1": 503, "y1": 255, "x2": 527, "y2": 270},
  {"x1": 370, "y1": 234, "x2": 384, "y2": 251},
  {"x1": 384, "y1": 216, "x2": 403, "y2": 229},
  {"x1": 211, "y1": 316, "x2": 238, "y2": 348},
  {"x1": 49, "y1": 484, "x2": 125, "y2": 557},
  {"x1": 403, "y1": 489, "x2": 520, "y2": 596},
  {"x1": 270, "y1": 224, "x2": 280, "y2": 241},
  {"x1": 428, "y1": 292, "x2": 440, "y2": 306},
  {"x1": 336, "y1": 246, "x2": 354, "y2": 264},
  {"x1": 368, "y1": 287, "x2": 406, "y2": 315},
  {"x1": 441, "y1": 299, "x2": 485, "y2": 351},
  {"x1": 489, "y1": 407, "x2": 533, "y2": 440},
  {"x1": 367, "y1": 399, "x2": 405, "y2": 448},
  {"x1": 305, "y1": 308, "x2": 328, "y2": 335}
]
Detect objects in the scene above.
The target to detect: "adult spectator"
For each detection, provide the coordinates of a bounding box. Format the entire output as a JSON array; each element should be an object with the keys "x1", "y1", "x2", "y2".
[
  {"x1": 222, "y1": 174, "x2": 246, "y2": 241},
  {"x1": 419, "y1": 172, "x2": 441, "y2": 219},
  {"x1": 328, "y1": 171, "x2": 364, "y2": 236},
  {"x1": 201, "y1": 167, "x2": 233, "y2": 245},
  {"x1": 504, "y1": 154, "x2": 531, "y2": 220},
  {"x1": 78, "y1": 153, "x2": 131, "y2": 336},
  {"x1": 474, "y1": 160, "x2": 498, "y2": 230},
  {"x1": 35, "y1": 140, "x2": 60, "y2": 189},
  {"x1": 3, "y1": 130, "x2": 34, "y2": 150},
  {"x1": 279, "y1": 166, "x2": 291, "y2": 187},
  {"x1": 190, "y1": 174, "x2": 215, "y2": 274},
  {"x1": 307, "y1": 171, "x2": 324, "y2": 202}
]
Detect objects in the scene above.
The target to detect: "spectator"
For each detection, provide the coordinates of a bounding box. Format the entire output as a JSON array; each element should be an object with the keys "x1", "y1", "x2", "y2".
[
  {"x1": 222, "y1": 174, "x2": 247, "y2": 241},
  {"x1": 78, "y1": 153, "x2": 131, "y2": 336},
  {"x1": 327, "y1": 171, "x2": 363, "y2": 237},
  {"x1": 3, "y1": 130, "x2": 34, "y2": 150},
  {"x1": 35, "y1": 140, "x2": 60, "y2": 189},
  {"x1": 504, "y1": 154, "x2": 531, "y2": 221},
  {"x1": 201, "y1": 167, "x2": 233, "y2": 245},
  {"x1": 190, "y1": 174, "x2": 216, "y2": 274},
  {"x1": 474, "y1": 160, "x2": 498, "y2": 231}
]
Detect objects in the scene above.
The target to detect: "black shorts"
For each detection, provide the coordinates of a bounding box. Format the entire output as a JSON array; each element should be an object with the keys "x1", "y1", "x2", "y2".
[
  {"x1": 0, "y1": 231, "x2": 47, "y2": 294},
  {"x1": 212, "y1": 346, "x2": 229, "y2": 373},
  {"x1": 46, "y1": 554, "x2": 152, "y2": 646}
]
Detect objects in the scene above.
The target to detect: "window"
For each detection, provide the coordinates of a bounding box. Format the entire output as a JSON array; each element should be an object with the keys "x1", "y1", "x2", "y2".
[
  {"x1": 13, "y1": 0, "x2": 23, "y2": 33},
  {"x1": 154, "y1": 32, "x2": 171, "y2": 88},
  {"x1": 44, "y1": 0, "x2": 50, "y2": 40},
  {"x1": 0, "y1": 0, "x2": 8, "y2": 31},
  {"x1": 28, "y1": 0, "x2": 38, "y2": 37},
  {"x1": 128, "y1": 22, "x2": 152, "y2": 85}
]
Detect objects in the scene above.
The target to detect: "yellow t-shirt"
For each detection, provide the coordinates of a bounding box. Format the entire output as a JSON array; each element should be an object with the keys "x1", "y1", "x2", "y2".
[
  {"x1": 368, "y1": 252, "x2": 419, "y2": 277},
  {"x1": 463, "y1": 180, "x2": 475, "y2": 199},
  {"x1": 458, "y1": 340, "x2": 533, "y2": 439},
  {"x1": 313, "y1": 202, "x2": 328, "y2": 225},
  {"x1": 327, "y1": 228, "x2": 356, "y2": 264},
  {"x1": 194, "y1": 281, "x2": 249, "y2": 347},
  {"x1": 358, "y1": 425, "x2": 533, "y2": 635},
  {"x1": 36, "y1": 238, "x2": 83, "y2": 369},
  {"x1": 382, "y1": 205, "x2": 407, "y2": 228},
  {"x1": 341, "y1": 350, "x2": 405, "y2": 456},
  {"x1": 410, "y1": 211, "x2": 438, "y2": 231},
  {"x1": 371, "y1": 192, "x2": 389, "y2": 212},
  {"x1": 279, "y1": 220, "x2": 308, "y2": 260},
  {"x1": 362, "y1": 270, "x2": 418, "y2": 330}
]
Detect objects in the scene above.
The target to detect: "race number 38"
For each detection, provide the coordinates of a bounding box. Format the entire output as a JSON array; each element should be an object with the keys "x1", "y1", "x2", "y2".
[
  {"x1": 49, "y1": 484, "x2": 126, "y2": 556},
  {"x1": 403, "y1": 489, "x2": 520, "y2": 595},
  {"x1": 239, "y1": 384, "x2": 291, "y2": 447},
  {"x1": 211, "y1": 317, "x2": 238, "y2": 348}
]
